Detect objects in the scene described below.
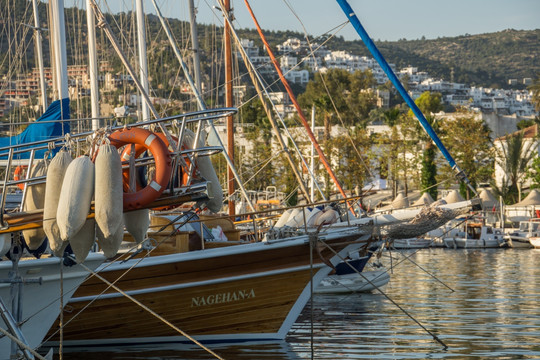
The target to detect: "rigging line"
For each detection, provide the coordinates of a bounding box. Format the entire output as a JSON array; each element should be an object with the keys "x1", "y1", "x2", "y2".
[
  {"x1": 0, "y1": 327, "x2": 47, "y2": 360},
  {"x1": 40, "y1": 211, "x2": 210, "y2": 349},
  {"x1": 0, "y1": 17, "x2": 34, "y2": 94},
  {"x1": 242, "y1": 0, "x2": 350, "y2": 205},
  {"x1": 230, "y1": 149, "x2": 283, "y2": 192},
  {"x1": 319, "y1": 239, "x2": 448, "y2": 349},
  {"x1": 73, "y1": 257, "x2": 224, "y2": 359},
  {"x1": 233, "y1": 23, "x2": 348, "y2": 113},
  {"x1": 201, "y1": 0, "x2": 337, "y2": 110},
  {"x1": 384, "y1": 211, "x2": 479, "y2": 292},
  {"x1": 100, "y1": 0, "x2": 161, "y2": 105},
  {"x1": 219, "y1": 10, "x2": 320, "y2": 200},
  {"x1": 281, "y1": 0, "x2": 375, "y2": 181}
]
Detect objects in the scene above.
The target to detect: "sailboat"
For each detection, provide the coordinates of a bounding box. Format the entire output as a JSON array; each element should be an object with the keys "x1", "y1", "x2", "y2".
[
  {"x1": 0, "y1": 1, "x2": 477, "y2": 354},
  {"x1": 0, "y1": 1, "x2": 106, "y2": 358},
  {"x1": 25, "y1": 0, "x2": 376, "y2": 348}
]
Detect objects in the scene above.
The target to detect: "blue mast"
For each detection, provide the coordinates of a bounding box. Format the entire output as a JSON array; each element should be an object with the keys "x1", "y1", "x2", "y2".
[{"x1": 335, "y1": 0, "x2": 476, "y2": 195}]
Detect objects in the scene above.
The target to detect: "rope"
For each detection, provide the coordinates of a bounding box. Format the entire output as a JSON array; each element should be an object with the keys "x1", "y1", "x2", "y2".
[
  {"x1": 385, "y1": 210, "x2": 481, "y2": 293},
  {"x1": 74, "y1": 260, "x2": 224, "y2": 360},
  {"x1": 57, "y1": 260, "x2": 63, "y2": 360},
  {"x1": 40, "y1": 211, "x2": 222, "y2": 359},
  {"x1": 0, "y1": 327, "x2": 47, "y2": 360},
  {"x1": 319, "y1": 239, "x2": 448, "y2": 349}
]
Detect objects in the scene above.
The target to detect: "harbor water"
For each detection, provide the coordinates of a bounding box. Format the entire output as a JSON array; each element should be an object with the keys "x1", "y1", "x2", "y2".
[{"x1": 50, "y1": 248, "x2": 540, "y2": 359}]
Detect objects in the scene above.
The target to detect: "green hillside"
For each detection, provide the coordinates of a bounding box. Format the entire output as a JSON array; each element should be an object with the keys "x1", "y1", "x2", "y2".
[{"x1": 1, "y1": 0, "x2": 538, "y2": 90}]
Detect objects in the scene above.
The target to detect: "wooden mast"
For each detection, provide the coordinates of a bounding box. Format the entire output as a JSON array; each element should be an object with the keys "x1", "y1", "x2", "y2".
[{"x1": 224, "y1": 0, "x2": 235, "y2": 216}]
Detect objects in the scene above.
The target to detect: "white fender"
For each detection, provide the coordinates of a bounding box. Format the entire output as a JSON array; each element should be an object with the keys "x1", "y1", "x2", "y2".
[
  {"x1": 124, "y1": 209, "x2": 149, "y2": 244},
  {"x1": 285, "y1": 208, "x2": 309, "y2": 227},
  {"x1": 22, "y1": 160, "x2": 48, "y2": 250},
  {"x1": 314, "y1": 209, "x2": 339, "y2": 226},
  {"x1": 97, "y1": 220, "x2": 124, "y2": 258},
  {"x1": 306, "y1": 208, "x2": 323, "y2": 227},
  {"x1": 95, "y1": 144, "x2": 123, "y2": 238},
  {"x1": 57, "y1": 156, "x2": 95, "y2": 242},
  {"x1": 184, "y1": 129, "x2": 223, "y2": 213},
  {"x1": 274, "y1": 209, "x2": 293, "y2": 228},
  {"x1": 69, "y1": 219, "x2": 96, "y2": 263},
  {"x1": 43, "y1": 150, "x2": 72, "y2": 256},
  {"x1": 283, "y1": 208, "x2": 301, "y2": 227}
]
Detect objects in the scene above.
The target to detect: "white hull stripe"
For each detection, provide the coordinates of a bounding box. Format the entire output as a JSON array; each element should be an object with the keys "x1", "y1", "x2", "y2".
[
  {"x1": 50, "y1": 332, "x2": 283, "y2": 347},
  {"x1": 70, "y1": 263, "x2": 325, "y2": 303}
]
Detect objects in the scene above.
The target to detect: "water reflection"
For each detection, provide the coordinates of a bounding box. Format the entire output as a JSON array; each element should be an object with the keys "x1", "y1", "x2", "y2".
[
  {"x1": 45, "y1": 249, "x2": 540, "y2": 359},
  {"x1": 55, "y1": 341, "x2": 300, "y2": 359},
  {"x1": 288, "y1": 248, "x2": 540, "y2": 359}
]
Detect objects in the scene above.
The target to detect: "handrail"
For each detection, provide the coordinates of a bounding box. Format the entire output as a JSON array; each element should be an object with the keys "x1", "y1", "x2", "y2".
[
  {"x1": 0, "y1": 148, "x2": 14, "y2": 228},
  {"x1": 0, "y1": 107, "x2": 237, "y2": 157}
]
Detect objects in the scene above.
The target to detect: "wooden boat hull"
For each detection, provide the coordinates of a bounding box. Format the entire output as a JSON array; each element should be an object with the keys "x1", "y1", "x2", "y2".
[
  {"x1": 47, "y1": 227, "x2": 372, "y2": 345},
  {"x1": 0, "y1": 253, "x2": 105, "y2": 359}
]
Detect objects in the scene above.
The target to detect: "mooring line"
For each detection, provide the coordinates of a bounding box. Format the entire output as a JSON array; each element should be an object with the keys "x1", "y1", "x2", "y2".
[
  {"x1": 320, "y1": 240, "x2": 448, "y2": 349},
  {"x1": 40, "y1": 209, "x2": 224, "y2": 359},
  {"x1": 75, "y1": 260, "x2": 224, "y2": 360},
  {"x1": 386, "y1": 210, "x2": 481, "y2": 293},
  {"x1": 0, "y1": 327, "x2": 47, "y2": 360}
]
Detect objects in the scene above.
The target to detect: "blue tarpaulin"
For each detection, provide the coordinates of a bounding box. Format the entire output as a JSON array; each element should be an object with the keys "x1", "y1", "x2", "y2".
[{"x1": 0, "y1": 98, "x2": 70, "y2": 159}]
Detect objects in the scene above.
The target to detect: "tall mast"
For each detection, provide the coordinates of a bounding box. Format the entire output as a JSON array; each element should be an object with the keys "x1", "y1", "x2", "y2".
[
  {"x1": 31, "y1": 0, "x2": 47, "y2": 112},
  {"x1": 311, "y1": 105, "x2": 316, "y2": 202},
  {"x1": 135, "y1": 0, "x2": 150, "y2": 122},
  {"x1": 224, "y1": 0, "x2": 235, "y2": 216},
  {"x1": 243, "y1": 0, "x2": 349, "y2": 201},
  {"x1": 148, "y1": 0, "x2": 256, "y2": 213},
  {"x1": 225, "y1": 14, "x2": 313, "y2": 202},
  {"x1": 188, "y1": 0, "x2": 202, "y2": 92},
  {"x1": 86, "y1": 0, "x2": 100, "y2": 130},
  {"x1": 50, "y1": 0, "x2": 69, "y2": 119}
]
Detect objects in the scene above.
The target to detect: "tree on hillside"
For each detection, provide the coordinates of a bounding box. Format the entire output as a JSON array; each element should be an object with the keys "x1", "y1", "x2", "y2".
[
  {"x1": 330, "y1": 126, "x2": 373, "y2": 192},
  {"x1": 298, "y1": 69, "x2": 377, "y2": 134},
  {"x1": 437, "y1": 113, "x2": 493, "y2": 199},
  {"x1": 407, "y1": 91, "x2": 444, "y2": 199},
  {"x1": 492, "y1": 130, "x2": 537, "y2": 204}
]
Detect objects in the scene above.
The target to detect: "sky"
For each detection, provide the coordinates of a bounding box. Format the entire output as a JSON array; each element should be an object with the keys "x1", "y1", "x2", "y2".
[{"x1": 80, "y1": 0, "x2": 540, "y2": 41}]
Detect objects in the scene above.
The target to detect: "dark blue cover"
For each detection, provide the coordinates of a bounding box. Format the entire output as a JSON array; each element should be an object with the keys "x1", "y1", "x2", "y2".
[
  {"x1": 335, "y1": 255, "x2": 370, "y2": 275},
  {"x1": 0, "y1": 98, "x2": 70, "y2": 159}
]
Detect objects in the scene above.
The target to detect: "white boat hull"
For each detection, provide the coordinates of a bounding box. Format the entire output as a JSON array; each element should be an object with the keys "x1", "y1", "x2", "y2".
[
  {"x1": 444, "y1": 237, "x2": 506, "y2": 248},
  {"x1": 529, "y1": 237, "x2": 540, "y2": 249},
  {"x1": 391, "y1": 238, "x2": 431, "y2": 249},
  {"x1": 505, "y1": 236, "x2": 534, "y2": 248},
  {"x1": 0, "y1": 253, "x2": 105, "y2": 359},
  {"x1": 315, "y1": 270, "x2": 390, "y2": 294}
]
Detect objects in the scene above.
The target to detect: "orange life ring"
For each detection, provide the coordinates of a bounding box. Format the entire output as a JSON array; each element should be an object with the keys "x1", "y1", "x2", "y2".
[
  {"x1": 120, "y1": 132, "x2": 191, "y2": 192},
  {"x1": 13, "y1": 165, "x2": 27, "y2": 190},
  {"x1": 109, "y1": 128, "x2": 172, "y2": 211}
]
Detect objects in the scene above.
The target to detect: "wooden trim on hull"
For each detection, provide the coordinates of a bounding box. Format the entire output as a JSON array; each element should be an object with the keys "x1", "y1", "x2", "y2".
[
  {"x1": 51, "y1": 268, "x2": 313, "y2": 341},
  {"x1": 48, "y1": 231, "x2": 371, "y2": 344},
  {"x1": 72, "y1": 231, "x2": 368, "y2": 297}
]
